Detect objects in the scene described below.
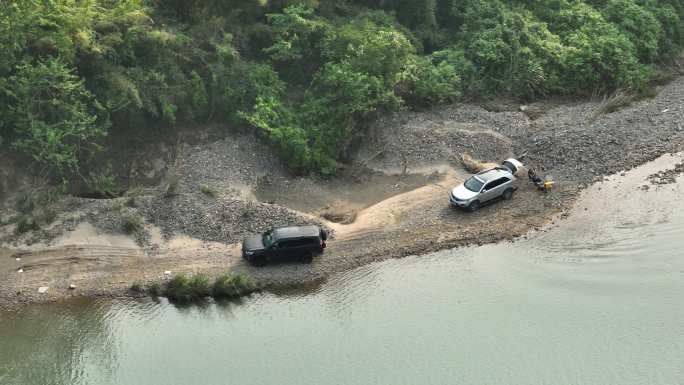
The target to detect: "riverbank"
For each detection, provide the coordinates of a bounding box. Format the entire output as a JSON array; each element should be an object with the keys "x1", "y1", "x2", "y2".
[
  {"x1": 1, "y1": 74, "x2": 684, "y2": 310},
  {"x1": 3, "y1": 167, "x2": 682, "y2": 385}
]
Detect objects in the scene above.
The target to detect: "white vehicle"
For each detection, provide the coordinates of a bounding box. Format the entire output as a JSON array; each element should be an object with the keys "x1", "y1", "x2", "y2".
[{"x1": 450, "y1": 159, "x2": 523, "y2": 211}]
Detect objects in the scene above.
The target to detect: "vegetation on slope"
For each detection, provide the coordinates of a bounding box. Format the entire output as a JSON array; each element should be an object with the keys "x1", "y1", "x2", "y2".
[{"x1": 1, "y1": 0, "x2": 683, "y2": 180}]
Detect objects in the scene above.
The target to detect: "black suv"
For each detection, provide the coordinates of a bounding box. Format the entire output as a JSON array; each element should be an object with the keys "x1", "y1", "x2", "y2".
[{"x1": 242, "y1": 225, "x2": 327, "y2": 267}]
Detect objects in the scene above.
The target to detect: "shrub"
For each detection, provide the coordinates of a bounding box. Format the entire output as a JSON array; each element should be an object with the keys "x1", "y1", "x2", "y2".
[
  {"x1": 36, "y1": 208, "x2": 58, "y2": 225},
  {"x1": 539, "y1": 0, "x2": 650, "y2": 92},
  {"x1": 455, "y1": 1, "x2": 565, "y2": 97},
  {"x1": 245, "y1": 8, "x2": 453, "y2": 173},
  {"x1": 212, "y1": 273, "x2": 256, "y2": 298},
  {"x1": 122, "y1": 212, "x2": 143, "y2": 234},
  {"x1": 129, "y1": 281, "x2": 144, "y2": 294},
  {"x1": 1, "y1": 59, "x2": 109, "y2": 176},
  {"x1": 199, "y1": 184, "x2": 218, "y2": 197},
  {"x1": 165, "y1": 172, "x2": 180, "y2": 197},
  {"x1": 647, "y1": 2, "x2": 684, "y2": 58},
  {"x1": 126, "y1": 197, "x2": 137, "y2": 208},
  {"x1": 15, "y1": 216, "x2": 40, "y2": 235},
  {"x1": 601, "y1": 0, "x2": 661, "y2": 62},
  {"x1": 147, "y1": 282, "x2": 162, "y2": 297},
  {"x1": 164, "y1": 273, "x2": 211, "y2": 302},
  {"x1": 16, "y1": 193, "x2": 36, "y2": 214},
  {"x1": 432, "y1": 48, "x2": 478, "y2": 93},
  {"x1": 87, "y1": 165, "x2": 122, "y2": 198},
  {"x1": 399, "y1": 56, "x2": 461, "y2": 105},
  {"x1": 189, "y1": 274, "x2": 211, "y2": 298}
]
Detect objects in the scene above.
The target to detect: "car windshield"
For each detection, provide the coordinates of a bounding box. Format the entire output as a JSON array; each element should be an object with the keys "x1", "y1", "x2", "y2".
[
  {"x1": 464, "y1": 176, "x2": 484, "y2": 192},
  {"x1": 262, "y1": 230, "x2": 275, "y2": 248}
]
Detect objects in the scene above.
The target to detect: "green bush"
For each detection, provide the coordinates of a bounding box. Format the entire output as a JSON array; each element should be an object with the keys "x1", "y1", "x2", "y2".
[
  {"x1": 164, "y1": 172, "x2": 180, "y2": 198},
  {"x1": 550, "y1": 1, "x2": 651, "y2": 92},
  {"x1": 2, "y1": 0, "x2": 683, "y2": 179},
  {"x1": 35, "y1": 208, "x2": 58, "y2": 225},
  {"x1": 189, "y1": 274, "x2": 211, "y2": 298},
  {"x1": 199, "y1": 184, "x2": 218, "y2": 197},
  {"x1": 243, "y1": 7, "x2": 463, "y2": 172},
  {"x1": 15, "y1": 216, "x2": 40, "y2": 235},
  {"x1": 601, "y1": 0, "x2": 661, "y2": 62},
  {"x1": 147, "y1": 282, "x2": 162, "y2": 297},
  {"x1": 122, "y1": 212, "x2": 143, "y2": 234},
  {"x1": 129, "y1": 281, "x2": 144, "y2": 294},
  {"x1": 212, "y1": 273, "x2": 256, "y2": 298},
  {"x1": 164, "y1": 273, "x2": 211, "y2": 302},
  {"x1": 87, "y1": 165, "x2": 122, "y2": 198},
  {"x1": 1, "y1": 59, "x2": 108, "y2": 175},
  {"x1": 399, "y1": 56, "x2": 461, "y2": 105}
]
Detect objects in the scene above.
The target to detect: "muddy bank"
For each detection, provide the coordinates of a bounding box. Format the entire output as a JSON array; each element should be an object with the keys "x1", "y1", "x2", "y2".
[
  {"x1": 2, "y1": 153, "x2": 682, "y2": 310},
  {"x1": 1, "y1": 73, "x2": 684, "y2": 309}
]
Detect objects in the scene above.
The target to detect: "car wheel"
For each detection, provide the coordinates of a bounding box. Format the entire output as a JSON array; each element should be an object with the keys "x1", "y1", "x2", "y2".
[
  {"x1": 300, "y1": 252, "x2": 313, "y2": 264},
  {"x1": 503, "y1": 188, "x2": 514, "y2": 200},
  {"x1": 467, "y1": 201, "x2": 480, "y2": 212},
  {"x1": 251, "y1": 255, "x2": 267, "y2": 267}
]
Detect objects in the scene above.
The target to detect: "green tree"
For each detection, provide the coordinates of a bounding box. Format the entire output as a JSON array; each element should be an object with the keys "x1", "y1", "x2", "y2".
[
  {"x1": 1, "y1": 59, "x2": 108, "y2": 175},
  {"x1": 602, "y1": 0, "x2": 661, "y2": 62}
]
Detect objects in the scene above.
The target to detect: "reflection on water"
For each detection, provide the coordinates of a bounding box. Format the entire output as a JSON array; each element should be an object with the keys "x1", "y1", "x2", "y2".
[{"x1": 1, "y1": 156, "x2": 683, "y2": 385}]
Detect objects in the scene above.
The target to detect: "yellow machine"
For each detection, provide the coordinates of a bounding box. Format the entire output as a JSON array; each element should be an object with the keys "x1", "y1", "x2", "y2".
[{"x1": 528, "y1": 169, "x2": 554, "y2": 192}]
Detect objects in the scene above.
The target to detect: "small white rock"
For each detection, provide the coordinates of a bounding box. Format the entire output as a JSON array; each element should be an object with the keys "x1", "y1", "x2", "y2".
[
  {"x1": 164, "y1": 271, "x2": 172, "y2": 276},
  {"x1": 15, "y1": 257, "x2": 21, "y2": 261},
  {"x1": 69, "y1": 284, "x2": 77, "y2": 290},
  {"x1": 38, "y1": 286, "x2": 49, "y2": 294},
  {"x1": 17, "y1": 268, "x2": 24, "y2": 273}
]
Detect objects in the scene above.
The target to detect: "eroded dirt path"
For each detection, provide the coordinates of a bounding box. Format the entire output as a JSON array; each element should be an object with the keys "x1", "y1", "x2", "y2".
[{"x1": 0, "y1": 167, "x2": 556, "y2": 308}]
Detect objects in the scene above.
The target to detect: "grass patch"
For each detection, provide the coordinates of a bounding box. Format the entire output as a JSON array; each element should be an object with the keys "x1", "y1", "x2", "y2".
[
  {"x1": 35, "y1": 208, "x2": 57, "y2": 225},
  {"x1": 129, "y1": 281, "x2": 144, "y2": 294},
  {"x1": 122, "y1": 212, "x2": 144, "y2": 234},
  {"x1": 87, "y1": 165, "x2": 122, "y2": 198},
  {"x1": 14, "y1": 216, "x2": 39, "y2": 235},
  {"x1": 147, "y1": 282, "x2": 162, "y2": 297},
  {"x1": 164, "y1": 273, "x2": 211, "y2": 302},
  {"x1": 125, "y1": 196, "x2": 137, "y2": 208},
  {"x1": 16, "y1": 188, "x2": 61, "y2": 214},
  {"x1": 589, "y1": 90, "x2": 634, "y2": 122},
  {"x1": 212, "y1": 273, "x2": 256, "y2": 298},
  {"x1": 159, "y1": 272, "x2": 256, "y2": 302},
  {"x1": 240, "y1": 203, "x2": 258, "y2": 220},
  {"x1": 165, "y1": 172, "x2": 180, "y2": 198},
  {"x1": 16, "y1": 194, "x2": 36, "y2": 214},
  {"x1": 199, "y1": 184, "x2": 218, "y2": 198}
]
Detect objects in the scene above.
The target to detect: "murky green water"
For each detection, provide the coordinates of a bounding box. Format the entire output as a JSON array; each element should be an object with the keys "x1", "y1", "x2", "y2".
[{"x1": 2, "y1": 157, "x2": 683, "y2": 385}]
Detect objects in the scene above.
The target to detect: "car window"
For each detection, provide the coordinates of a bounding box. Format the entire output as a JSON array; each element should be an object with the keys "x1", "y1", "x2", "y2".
[
  {"x1": 293, "y1": 238, "x2": 316, "y2": 247},
  {"x1": 263, "y1": 231, "x2": 275, "y2": 248},
  {"x1": 277, "y1": 240, "x2": 294, "y2": 249},
  {"x1": 485, "y1": 177, "x2": 509, "y2": 190},
  {"x1": 496, "y1": 177, "x2": 510, "y2": 187},
  {"x1": 464, "y1": 176, "x2": 484, "y2": 192},
  {"x1": 279, "y1": 238, "x2": 316, "y2": 249}
]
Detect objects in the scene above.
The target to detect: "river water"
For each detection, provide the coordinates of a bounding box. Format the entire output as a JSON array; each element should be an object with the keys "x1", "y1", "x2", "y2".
[{"x1": 1, "y1": 155, "x2": 683, "y2": 385}]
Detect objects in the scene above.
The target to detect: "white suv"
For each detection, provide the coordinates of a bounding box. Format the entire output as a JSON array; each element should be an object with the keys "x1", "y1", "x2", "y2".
[{"x1": 450, "y1": 159, "x2": 522, "y2": 211}]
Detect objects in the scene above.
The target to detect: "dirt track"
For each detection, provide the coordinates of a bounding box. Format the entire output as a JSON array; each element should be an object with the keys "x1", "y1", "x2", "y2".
[
  {"x1": 0, "y1": 169, "x2": 553, "y2": 309},
  {"x1": 1, "y1": 73, "x2": 684, "y2": 309}
]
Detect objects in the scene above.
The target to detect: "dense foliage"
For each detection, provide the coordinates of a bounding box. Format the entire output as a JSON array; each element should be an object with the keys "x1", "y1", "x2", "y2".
[{"x1": 1, "y1": 0, "x2": 683, "y2": 176}]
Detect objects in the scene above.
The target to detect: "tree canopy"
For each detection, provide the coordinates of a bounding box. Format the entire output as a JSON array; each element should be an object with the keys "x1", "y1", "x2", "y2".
[{"x1": 1, "y1": 0, "x2": 683, "y2": 177}]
